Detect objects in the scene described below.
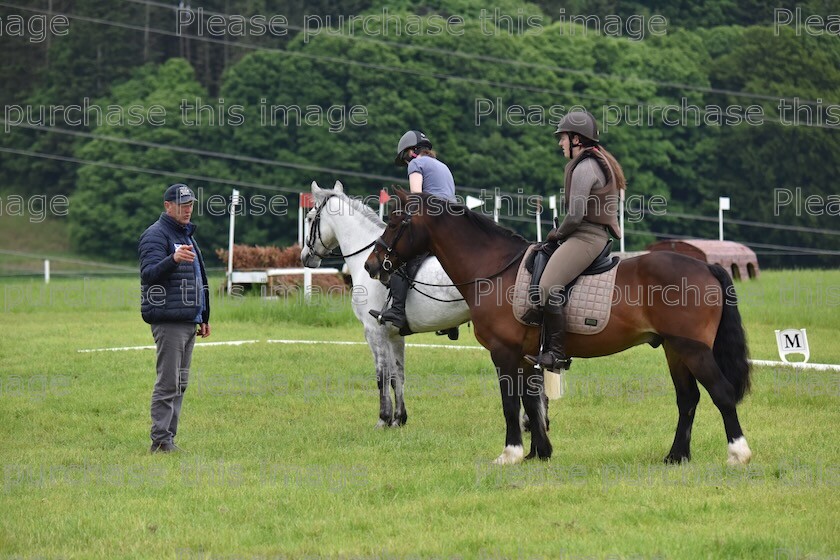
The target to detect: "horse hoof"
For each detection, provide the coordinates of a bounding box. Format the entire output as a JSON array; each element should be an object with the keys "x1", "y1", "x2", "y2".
[
  {"x1": 389, "y1": 419, "x2": 402, "y2": 428},
  {"x1": 525, "y1": 451, "x2": 552, "y2": 461},
  {"x1": 375, "y1": 419, "x2": 388, "y2": 429},
  {"x1": 664, "y1": 453, "x2": 690, "y2": 464},
  {"x1": 727, "y1": 436, "x2": 752, "y2": 466},
  {"x1": 492, "y1": 445, "x2": 524, "y2": 465}
]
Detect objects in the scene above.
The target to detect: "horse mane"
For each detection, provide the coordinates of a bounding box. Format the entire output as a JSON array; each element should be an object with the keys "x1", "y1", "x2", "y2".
[
  {"x1": 328, "y1": 190, "x2": 384, "y2": 228},
  {"x1": 433, "y1": 196, "x2": 529, "y2": 244}
]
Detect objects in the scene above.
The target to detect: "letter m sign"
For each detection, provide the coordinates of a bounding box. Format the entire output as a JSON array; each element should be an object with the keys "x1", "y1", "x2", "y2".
[{"x1": 775, "y1": 328, "x2": 809, "y2": 363}]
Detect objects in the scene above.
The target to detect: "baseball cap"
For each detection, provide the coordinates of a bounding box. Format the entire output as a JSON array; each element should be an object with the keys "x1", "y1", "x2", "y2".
[{"x1": 164, "y1": 183, "x2": 196, "y2": 204}]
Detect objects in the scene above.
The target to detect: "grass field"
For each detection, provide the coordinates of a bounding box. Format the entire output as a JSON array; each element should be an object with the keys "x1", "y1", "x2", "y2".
[{"x1": 0, "y1": 270, "x2": 838, "y2": 559}]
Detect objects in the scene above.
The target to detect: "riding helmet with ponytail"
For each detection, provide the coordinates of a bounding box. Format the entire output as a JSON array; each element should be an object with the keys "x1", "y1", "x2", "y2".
[{"x1": 395, "y1": 130, "x2": 433, "y2": 166}]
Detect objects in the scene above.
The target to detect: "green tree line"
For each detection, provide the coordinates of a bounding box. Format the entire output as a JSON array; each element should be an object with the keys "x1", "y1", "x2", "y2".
[{"x1": 1, "y1": 0, "x2": 838, "y2": 267}]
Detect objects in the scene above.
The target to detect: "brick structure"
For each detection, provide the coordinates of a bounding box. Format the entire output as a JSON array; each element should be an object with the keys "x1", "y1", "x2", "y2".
[{"x1": 646, "y1": 239, "x2": 759, "y2": 280}]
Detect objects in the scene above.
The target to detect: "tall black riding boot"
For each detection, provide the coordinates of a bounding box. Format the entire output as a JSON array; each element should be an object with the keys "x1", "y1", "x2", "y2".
[
  {"x1": 368, "y1": 272, "x2": 410, "y2": 330},
  {"x1": 525, "y1": 299, "x2": 572, "y2": 371}
]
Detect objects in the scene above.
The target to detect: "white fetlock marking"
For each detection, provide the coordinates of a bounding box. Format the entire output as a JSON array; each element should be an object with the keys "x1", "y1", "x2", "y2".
[
  {"x1": 727, "y1": 436, "x2": 752, "y2": 465},
  {"x1": 493, "y1": 445, "x2": 524, "y2": 465}
]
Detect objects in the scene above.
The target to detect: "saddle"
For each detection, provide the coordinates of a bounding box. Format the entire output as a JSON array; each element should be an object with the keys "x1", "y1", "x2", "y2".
[{"x1": 513, "y1": 240, "x2": 620, "y2": 334}]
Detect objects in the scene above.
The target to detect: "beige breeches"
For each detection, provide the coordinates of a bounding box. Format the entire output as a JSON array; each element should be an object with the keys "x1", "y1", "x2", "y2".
[{"x1": 539, "y1": 222, "x2": 610, "y2": 305}]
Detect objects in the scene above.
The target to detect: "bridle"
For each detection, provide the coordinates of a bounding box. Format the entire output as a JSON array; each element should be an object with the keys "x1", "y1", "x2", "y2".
[
  {"x1": 372, "y1": 210, "x2": 412, "y2": 273},
  {"x1": 304, "y1": 195, "x2": 378, "y2": 260}
]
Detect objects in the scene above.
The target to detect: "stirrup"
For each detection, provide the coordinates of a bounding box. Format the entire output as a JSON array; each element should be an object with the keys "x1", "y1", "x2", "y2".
[
  {"x1": 524, "y1": 352, "x2": 572, "y2": 371},
  {"x1": 542, "y1": 353, "x2": 572, "y2": 371},
  {"x1": 370, "y1": 308, "x2": 408, "y2": 330}
]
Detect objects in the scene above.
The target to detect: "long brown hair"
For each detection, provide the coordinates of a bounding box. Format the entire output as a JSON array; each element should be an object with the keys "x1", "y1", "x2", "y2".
[
  {"x1": 578, "y1": 135, "x2": 625, "y2": 191},
  {"x1": 594, "y1": 146, "x2": 626, "y2": 190}
]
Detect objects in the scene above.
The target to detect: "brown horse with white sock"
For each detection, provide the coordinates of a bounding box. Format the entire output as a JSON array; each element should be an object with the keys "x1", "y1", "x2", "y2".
[{"x1": 364, "y1": 191, "x2": 752, "y2": 466}]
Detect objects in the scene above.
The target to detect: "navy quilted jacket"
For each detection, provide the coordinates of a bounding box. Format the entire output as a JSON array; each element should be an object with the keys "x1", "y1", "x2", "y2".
[{"x1": 139, "y1": 213, "x2": 210, "y2": 324}]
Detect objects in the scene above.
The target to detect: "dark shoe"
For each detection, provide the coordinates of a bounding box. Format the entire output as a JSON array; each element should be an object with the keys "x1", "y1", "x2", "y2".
[
  {"x1": 524, "y1": 351, "x2": 571, "y2": 370},
  {"x1": 369, "y1": 273, "x2": 410, "y2": 330},
  {"x1": 150, "y1": 441, "x2": 177, "y2": 453},
  {"x1": 524, "y1": 300, "x2": 572, "y2": 371},
  {"x1": 435, "y1": 327, "x2": 459, "y2": 340}
]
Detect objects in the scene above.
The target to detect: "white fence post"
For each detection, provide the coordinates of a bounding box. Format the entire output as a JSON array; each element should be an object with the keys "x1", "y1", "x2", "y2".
[
  {"x1": 719, "y1": 196, "x2": 730, "y2": 241},
  {"x1": 619, "y1": 189, "x2": 625, "y2": 253},
  {"x1": 226, "y1": 189, "x2": 239, "y2": 295},
  {"x1": 299, "y1": 193, "x2": 316, "y2": 301},
  {"x1": 379, "y1": 189, "x2": 390, "y2": 220},
  {"x1": 304, "y1": 269, "x2": 312, "y2": 302}
]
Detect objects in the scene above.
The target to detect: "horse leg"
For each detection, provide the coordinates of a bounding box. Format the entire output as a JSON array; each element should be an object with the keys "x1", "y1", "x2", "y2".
[
  {"x1": 666, "y1": 336, "x2": 752, "y2": 465},
  {"x1": 390, "y1": 338, "x2": 407, "y2": 427},
  {"x1": 522, "y1": 368, "x2": 553, "y2": 460},
  {"x1": 544, "y1": 390, "x2": 550, "y2": 432},
  {"x1": 663, "y1": 341, "x2": 700, "y2": 463},
  {"x1": 521, "y1": 376, "x2": 550, "y2": 433},
  {"x1": 365, "y1": 326, "x2": 394, "y2": 429},
  {"x1": 492, "y1": 350, "x2": 525, "y2": 465},
  {"x1": 375, "y1": 365, "x2": 394, "y2": 429}
]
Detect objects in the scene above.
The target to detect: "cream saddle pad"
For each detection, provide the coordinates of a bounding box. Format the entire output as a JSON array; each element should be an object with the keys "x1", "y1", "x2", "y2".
[{"x1": 512, "y1": 245, "x2": 619, "y2": 335}]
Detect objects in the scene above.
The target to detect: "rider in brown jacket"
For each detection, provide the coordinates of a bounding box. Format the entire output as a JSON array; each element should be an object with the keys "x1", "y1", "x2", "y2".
[{"x1": 526, "y1": 111, "x2": 626, "y2": 371}]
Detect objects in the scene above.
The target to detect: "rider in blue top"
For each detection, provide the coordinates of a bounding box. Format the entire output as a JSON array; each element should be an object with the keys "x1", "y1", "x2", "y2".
[{"x1": 369, "y1": 130, "x2": 456, "y2": 334}]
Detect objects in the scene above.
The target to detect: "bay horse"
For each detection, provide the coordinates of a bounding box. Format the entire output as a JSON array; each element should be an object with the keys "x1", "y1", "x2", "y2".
[
  {"x1": 301, "y1": 182, "x2": 470, "y2": 428},
  {"x1": 364, "y1": 191, "x2": 752, "y2": 466}
]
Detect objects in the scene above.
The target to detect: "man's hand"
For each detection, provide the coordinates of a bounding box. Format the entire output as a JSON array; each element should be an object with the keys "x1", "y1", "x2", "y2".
[
  {"x1": 173, "y1": 245, "x2": 195, "y2": 263},
  {"x1": 198, "y1": 323, "x2": 211, "y2": 338}
]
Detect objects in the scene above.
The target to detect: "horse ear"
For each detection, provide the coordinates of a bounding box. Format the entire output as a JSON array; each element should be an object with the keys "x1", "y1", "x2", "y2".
[
  {"x1": 394, "y1": 188, "x2": 410, "y2": 202},
  {"x1": 333, "y1": 180, "x2": 344, "y2": 193},
  {"x1": 311, "y1": 181, "x2": 321, "y2": 194}
]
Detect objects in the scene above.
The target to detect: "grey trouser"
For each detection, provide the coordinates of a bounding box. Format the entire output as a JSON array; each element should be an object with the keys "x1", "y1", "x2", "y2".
[
  {"x1": 539, "y1": 222, "x2": 611, "y2": 305},
  {"x1": 150, "y1": 322, "x2": 196, "y2": 444}
]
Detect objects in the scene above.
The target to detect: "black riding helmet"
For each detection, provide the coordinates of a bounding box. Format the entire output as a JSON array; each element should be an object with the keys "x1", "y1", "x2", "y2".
[
  {"x1": 554, "y1": 111, "x2": 599, "y2": 150},
  {"x1": 395, "y1": 130, "x2": 433, "y2": 166}
]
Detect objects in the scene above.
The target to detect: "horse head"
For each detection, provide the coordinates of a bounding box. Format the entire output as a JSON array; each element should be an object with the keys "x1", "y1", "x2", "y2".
[
  {"x1": 301, "y1": 180, "x2": 344, "y2": 268},
  {"x1": 364, "y1": 190, "x2": 433, "y2": 284}
]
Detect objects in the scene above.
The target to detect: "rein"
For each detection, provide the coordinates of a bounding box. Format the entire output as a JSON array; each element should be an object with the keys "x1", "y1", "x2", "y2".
[{"x1": 407, "y1": 246, "x2": 527, "y2": 289}]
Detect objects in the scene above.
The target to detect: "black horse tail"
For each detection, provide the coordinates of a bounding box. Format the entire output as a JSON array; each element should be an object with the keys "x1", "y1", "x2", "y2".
[{"x1": 708, "y1": 264, "x2": 751, "y2": 402}]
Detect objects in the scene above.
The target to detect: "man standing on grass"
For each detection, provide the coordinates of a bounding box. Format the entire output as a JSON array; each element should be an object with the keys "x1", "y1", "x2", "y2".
[{"x1": 139, "y1": 183, "x2": 210, "y2": 453}]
